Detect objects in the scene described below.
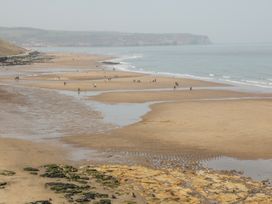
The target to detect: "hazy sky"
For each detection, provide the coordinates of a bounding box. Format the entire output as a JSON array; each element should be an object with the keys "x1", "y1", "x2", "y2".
[{"x1": 0, "y1": 0, "x2": 272, "y2": 43}]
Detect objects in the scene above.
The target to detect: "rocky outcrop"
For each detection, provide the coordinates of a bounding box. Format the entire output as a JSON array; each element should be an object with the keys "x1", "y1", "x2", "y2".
[{"x1": 0, "y1": 51, "x2": 53, "y2": 66}]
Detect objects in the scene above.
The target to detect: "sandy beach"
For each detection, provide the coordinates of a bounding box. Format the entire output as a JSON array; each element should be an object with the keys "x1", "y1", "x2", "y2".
[
  {"x1": 1, "y1": 52, "x2": 272, "y2": 203},
  {"x1": 64, "y1": 99, "x2": 272, "y2": 159}
]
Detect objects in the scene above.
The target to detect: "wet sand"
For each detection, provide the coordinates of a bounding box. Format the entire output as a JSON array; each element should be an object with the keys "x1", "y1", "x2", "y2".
[
  {"x1": 89, "y1": 88, "x2": 272, "y2": 103},
  {"x1": 64, "y1": 99, "x2": 272, "y2": 160}
]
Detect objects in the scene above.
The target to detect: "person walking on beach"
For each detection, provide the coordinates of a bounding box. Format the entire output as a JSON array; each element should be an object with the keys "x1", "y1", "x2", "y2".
[{"x1": 78, "y1": 88, "x2": 81, "y2": 95}]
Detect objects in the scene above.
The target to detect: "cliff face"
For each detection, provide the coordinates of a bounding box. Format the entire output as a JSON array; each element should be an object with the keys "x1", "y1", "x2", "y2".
[
  {"x1": 0, "y1": 38, "x2": 26, "y2": 56},
  {"x1": 0, "y1": 27, "x2": 211, "y2": 47}
]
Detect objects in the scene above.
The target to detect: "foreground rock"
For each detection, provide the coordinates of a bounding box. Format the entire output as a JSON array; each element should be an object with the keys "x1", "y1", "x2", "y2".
[
  {"x1": 96, "y1": 165, "x2": 272, "y2": 203},
  {"x1": 1, "y1": 164, "x2": 271, "y2": 203},
  {"x1": 0, "y1": 51, "x2": 53, "y2": 66},
  {"x1": 18, "y1": 164, "x2": 272, "y2": 203}
]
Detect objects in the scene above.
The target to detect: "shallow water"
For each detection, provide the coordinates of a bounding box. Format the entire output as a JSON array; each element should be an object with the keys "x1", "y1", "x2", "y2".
[
  {"x1": 57, "y1": 90, "x2": 153, "y2": 127},
  {"x1": 202, "y1": 156, "x2": 272, "y2": 181}
]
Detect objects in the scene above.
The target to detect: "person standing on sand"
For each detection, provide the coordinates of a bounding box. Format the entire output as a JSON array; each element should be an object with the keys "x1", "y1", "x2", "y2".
[{"x1": 78, "y1": 88, "x2": 80, "y2": 95}]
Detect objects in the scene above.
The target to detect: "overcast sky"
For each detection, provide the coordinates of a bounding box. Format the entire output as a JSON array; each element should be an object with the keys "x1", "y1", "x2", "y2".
[{"x1": 0, "y1": 0, "x2": 272, "y2": 43}]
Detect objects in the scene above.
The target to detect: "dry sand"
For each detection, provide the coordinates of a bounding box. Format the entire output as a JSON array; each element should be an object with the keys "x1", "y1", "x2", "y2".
[{"x1": 0, "y1": 138, "x2": 68, "y2": 204}]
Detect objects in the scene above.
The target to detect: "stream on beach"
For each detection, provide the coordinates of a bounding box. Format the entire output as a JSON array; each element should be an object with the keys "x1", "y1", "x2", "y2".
[{"x1": 0, "y1": 65, "x2": 272, "y2": 182}]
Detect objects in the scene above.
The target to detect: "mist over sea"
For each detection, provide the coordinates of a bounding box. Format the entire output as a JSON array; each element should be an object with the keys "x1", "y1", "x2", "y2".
[{"x1": 36, "y1": 43, "x2": 272, "y2": 91}]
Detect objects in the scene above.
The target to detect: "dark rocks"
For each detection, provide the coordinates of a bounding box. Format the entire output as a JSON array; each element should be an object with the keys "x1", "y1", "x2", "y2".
[
  {"x1": 96, "y1": 199, "x2": 112, "y2": 204},
  {"x1": 24, "y1": 167, "x2": 39, "y2": 172},
  {"x1": 0, "y1": 51, "x2": 52, "y2": 66},
  {"x1": 102, "y1": 61, "x2": 120, "y2": 65},
  {"x1": 46, "y1": 181, "x2": 112, "y2": 203},
  {"x1": 28, "y1": 165, "x2": 121, "y2": 203},
  {"x1": 41, "y1": 164, "x2": 90, "y2": 185},
  {"x1": 27, "y1": 201, "x2": 52, "y2": 204},
  {"x1": 46, "y1": 182, "x2": 89, "y2": 194},
  {"x1": 80, "y1": 192, "x2": 97, "y2": 200},
  {"x1": 41, "y1": 164, "x2": 85, "y2": 181},
  {"x1": 0, "y1": 181, "x2": 7, "y2": 189},
  {"x1": 41, "y1": 164, "x2": 65, "y2": 178},
  {"x1": 85, "y1": 168, "x2": 120, "y2": 188},
  {"x1": 262, "y1": 179, "x2": 271, "y2": 186},
  {"x1": 0, "y1": 170, "x2": 16, "y2": 176}
]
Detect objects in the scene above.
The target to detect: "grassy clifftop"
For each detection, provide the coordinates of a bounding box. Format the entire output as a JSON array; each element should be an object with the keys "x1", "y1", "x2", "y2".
[{"x1": 0, "y1": 38, "x2": 26, "y2": 56}]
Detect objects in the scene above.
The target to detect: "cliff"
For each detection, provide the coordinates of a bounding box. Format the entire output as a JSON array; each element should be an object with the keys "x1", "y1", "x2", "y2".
[{"x1": 0, "y1": 27, "x2": 211, "y2": 47}]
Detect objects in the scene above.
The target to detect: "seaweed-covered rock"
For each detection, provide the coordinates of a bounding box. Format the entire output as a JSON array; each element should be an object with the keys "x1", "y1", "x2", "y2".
[
  {"x1": 41, "y1": 164, "x2": 87, "y2": 183},
  {"x1": 97, "y1": 199, "x2": 112, "y2": 204},
  {"x1": 85, "y1": 168, "x2": 119, "y2": 188},
  {"x1": 27, "y1": 201, "x2": 52, "y2": 204},
  {"x1": 46, "y1": 182, "x2": 89, "y2": 194},
  {"x1": 41, "y1": 164, "x2": 66, "y2": 178},
  {"x1": 0, "y1": 181, "x2": 7, "y2": 189},
  {"x1": 0, "y1": 170, "x2": 16, "y2": 176},
  {"x1": 24, "y1": 167, "x2": 39, "y2": 172}
]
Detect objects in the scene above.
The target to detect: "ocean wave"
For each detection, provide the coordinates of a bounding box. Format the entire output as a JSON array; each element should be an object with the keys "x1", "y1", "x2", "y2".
[
  {"x1": 105, "y1": 56, "x2": 272, "y2": 90},
  {"x1": 224, "y1": 79, "x2": 272, "y2": 89},
  {"x1": 113, "y1": 54, "x2": 143, "y2": 62}
]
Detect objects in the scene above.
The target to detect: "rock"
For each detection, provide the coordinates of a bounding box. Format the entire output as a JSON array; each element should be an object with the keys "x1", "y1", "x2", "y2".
[
  {"x1": 41, "y1": 164, "x2": 66, "y2": 178},
  {"x1": 27, "y1": 201, "x2": 52, "y2": 204},
  {"x1": 262, "y1": 179, "x2": 271, "y2": 186},
  {"x1": 41, "y1": 164, "x2": 87, "y2": 183},
  {"x1": 46, "y1": 182, "x2": 89, "y2": 194},
  {"x1": 0, "y1": 170, "x2": 16, "y2": 176},
  {"x1": 81, "y1": 192, "x2": 96, "y2": 200},
  {"x1": 0, "y1": 181, "x2": 7, "y2": 189},
  {"x1": 85, "y1": 168, "x2": 119, "y2": 188},
  {"x1": 76, "y1": 191, "x2": 109, "y2": 202},
  {"x1": 98, "y1": 199, "x2": 111, "y2": 204},
  {"x1": 24, "y1": 167, "x2": 39, "y2": 172}
]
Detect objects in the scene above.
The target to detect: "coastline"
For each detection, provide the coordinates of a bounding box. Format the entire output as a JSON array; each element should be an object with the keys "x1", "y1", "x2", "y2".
[{"x1": 0, "y1": 52, "x2": 272, "y2": 203}]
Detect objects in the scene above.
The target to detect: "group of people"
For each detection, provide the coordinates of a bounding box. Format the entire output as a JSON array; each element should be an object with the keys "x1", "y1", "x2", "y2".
[{"x1": 64, "y1": 76, "x2": 193, "y2": 96}]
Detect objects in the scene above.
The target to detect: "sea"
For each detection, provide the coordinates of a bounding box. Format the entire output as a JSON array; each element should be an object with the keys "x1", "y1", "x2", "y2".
[{"x1": 36, "y1": 43, "x2": 272, "y2": 92}]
